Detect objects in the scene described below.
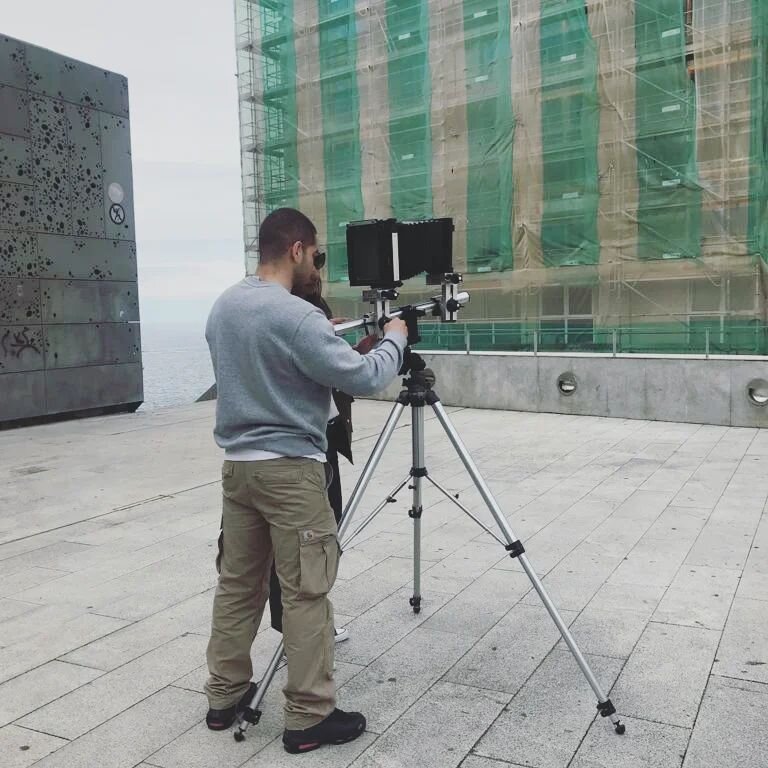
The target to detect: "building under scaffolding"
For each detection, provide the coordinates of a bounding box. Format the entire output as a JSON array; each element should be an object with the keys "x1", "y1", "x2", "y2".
[{"x1": 234, "y1": 0, "x2": 767, "y2": 355}]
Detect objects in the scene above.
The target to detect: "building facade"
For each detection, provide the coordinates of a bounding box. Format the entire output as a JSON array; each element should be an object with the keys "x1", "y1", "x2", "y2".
[
  {"x1": 235, "y1": 0, "x2": 767, "y2": 355},
  {"x1": 0, "y1": 35, "x2": 141, "y2": 426}
]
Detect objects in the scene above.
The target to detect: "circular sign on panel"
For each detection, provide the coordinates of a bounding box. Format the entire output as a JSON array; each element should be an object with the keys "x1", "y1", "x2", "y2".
[{"x1": 109, "y1": 203, "x2": 126, "y2": 225}]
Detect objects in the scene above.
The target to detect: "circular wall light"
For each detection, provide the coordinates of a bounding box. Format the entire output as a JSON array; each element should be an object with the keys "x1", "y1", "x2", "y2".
[
  {"x1": 107, "y1": 182, "x2": 125, "y2": 204},
  {"x1": 557, "y1": 372, "x2": 577, "y2": 396},
  {"x1": 747, "y1": 379, "x2": 768, "y2": 407}
]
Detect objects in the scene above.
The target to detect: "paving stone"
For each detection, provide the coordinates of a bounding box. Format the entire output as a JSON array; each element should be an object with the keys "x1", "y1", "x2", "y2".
[
  {"x1": 444, "y1": 603, "x2": 578, "y2": 694},
  {"x1": 685, "y1": 519, "x2": 758, "y2": 571},
  {"x1": 0, "y1": 604, "x2": 87, "y2": 647},
  {"x1": 588, "y1": 582, "x2": 666, "y2": 618},
  {"x1": 350, "y1": 682, "x2": 508, "y2": 768},
  {"x1": 336, "y1": 587, "x2": 452, "y2": 666},
  {"x1": 331, "y1": 554, "x2": 415, "y2": 617},
  {"x1": 0, "y1": 541, "x2": 96, "y2": 578},
  {"x1": 570, "y1": 716, "x2": 689, "y2": 768},
  {"x1": 736, "y1": 569, "x2": 768, "y2": 602},
  {"x1": 0, "y1": 660, "x2": 102, "y2": 727},
  {"x1": 241, "y1": 732, "x2": 378, "y2": 768},
  {"x1": 0, "y1": 598, "x2": 38, "y2": 623},
  {"x1": 653, "y1": 566, "x2": 740, "y2": 630},
  {"x1": 611, "y1": 622, "x2": 720, "y2": 728},
  {"x1": 522, "y1": 569, "x2": 610, "y2": 612},
  {"x1": 683, "y1": 676, "x2": 768, "y2": 768},
  {"x1": 557, "y1": 607, "x2": 650, "y2": 659},
  {"x1": 461, "y1": 758, "x2": 526, "y2": 768},
  {"x1": 609, "y1": 534, "x2": 699, "y2": 589},
  {"x1": 148, "y1": 684, "x2": 285, "y2": 768},
  {"x1": 61, "y1": 591, "x2": 214, "y2": 671},
  {"x1": 19, "y1": 633, "x2": 207, "y2": 739},
  {"x1": 31, "y1": 686, "x2": 205, "y2": 768},
  {"x1": 712, "y1": 597, "x2": 768, "y2": 684},
  {"x1": 0, "y1": 612, "x2": 129, "y2": 684},
  {"x1": 338, "y1": 626, "x2": 475, "y2": 733},
  {"x1": 475, "y1": 650, "x2": 623, "y2": 768},
  {"x1": 2, "y1": 400, "x2": 767, "y2": 768},
  {"x1": 0, "y1": 724, "x2": 68, "y2": 768},
  {"x1": 421, "y1": 570, "x2": 531, "y2": 637},
  {"x1": 0, "y1": 566, "x2": 68, "y2": 598}
]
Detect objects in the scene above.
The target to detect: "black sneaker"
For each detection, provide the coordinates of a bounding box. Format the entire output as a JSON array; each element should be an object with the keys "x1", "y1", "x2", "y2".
[
  {"x1": 206, "y1": 682, "x2": 258, "y2": 731},
  {"x1": 282, "y1": 708, "x2": 366, "y2": 754}
]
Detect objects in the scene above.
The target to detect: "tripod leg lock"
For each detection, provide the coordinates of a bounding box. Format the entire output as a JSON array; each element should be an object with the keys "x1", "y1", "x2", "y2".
[
  {"x1": 505, "y1": 540, "x2": 525, "y2": 558},
  {"x1": 596, "y1": 700, "x2": 615, "y2": 718},
  {"x1": 242, "y1": 707, "x2": 262, "y2": 725},
  {"x1": 408, "y1": 506, "x2": 423, "y2": 519}
]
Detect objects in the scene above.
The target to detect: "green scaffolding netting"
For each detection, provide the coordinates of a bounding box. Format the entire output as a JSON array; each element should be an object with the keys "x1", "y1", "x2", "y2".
[
  {"x1": 238, "y1": 0, "x2": 768, "y2": 356},
  {"x1": 260, "y1": 0, "x2": 299, "y2": 210},
  {"x1": 540, "y1": 0, "x2": 600, "y2": 266},
  {"x1": 750, "y1": 0, "x2": 768, "y2": 259},
  {"x1": 387, "y1": 0, "x2": 433, "y2": 221},
  {"x1": 464, "y1": 0, "x2": 514, "y2": 273},
  {"x1": 635, "y1": 0, "x2": 701, "y2": 261},
  {"x1": 318, "y1": 0, "x2": 364, "y2": 281}
]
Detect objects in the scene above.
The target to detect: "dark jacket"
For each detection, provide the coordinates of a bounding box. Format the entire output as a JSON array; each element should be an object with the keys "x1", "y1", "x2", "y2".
[{"x1": 305, "y1": 292, "x2": 354, "y2": 463}]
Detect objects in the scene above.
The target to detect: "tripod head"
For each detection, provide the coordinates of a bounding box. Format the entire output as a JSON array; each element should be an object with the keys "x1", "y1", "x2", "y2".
[{"x1": 399, "y1": 348, "x2": 436, "y2": 397}]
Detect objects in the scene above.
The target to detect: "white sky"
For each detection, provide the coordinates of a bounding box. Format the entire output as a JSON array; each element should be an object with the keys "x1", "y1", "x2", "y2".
[{"x1": 4, "y1": 1, "x2": 246, "y2": 328}]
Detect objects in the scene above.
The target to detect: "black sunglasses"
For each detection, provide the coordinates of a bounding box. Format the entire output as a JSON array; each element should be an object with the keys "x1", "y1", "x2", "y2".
[{"x1": 313, "y1": 251, "x2": 326, "y2": 270}]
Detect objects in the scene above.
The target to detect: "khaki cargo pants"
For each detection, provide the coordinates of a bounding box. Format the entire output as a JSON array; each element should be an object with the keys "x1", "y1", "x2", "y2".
[{"x1": 205, "y1": 458, "x2": 340, "y2": 729}]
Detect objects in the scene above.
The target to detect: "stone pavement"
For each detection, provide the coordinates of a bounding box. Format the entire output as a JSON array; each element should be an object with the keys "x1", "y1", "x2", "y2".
[{"x1": 0, "y1": 400, "x2": 766, "y2": 768}]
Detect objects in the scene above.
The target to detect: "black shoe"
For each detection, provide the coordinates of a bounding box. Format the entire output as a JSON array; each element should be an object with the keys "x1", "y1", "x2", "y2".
[
  {"x1": 282, "y1": 708, "x2": 366, "y2": 754},
  {"x1": 206, "y1": 682, "x2": 258, "y2": 731}
]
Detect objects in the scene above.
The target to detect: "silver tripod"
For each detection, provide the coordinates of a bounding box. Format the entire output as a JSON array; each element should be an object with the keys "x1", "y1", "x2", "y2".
[{"x1": 234, "y1": 356, "x2": 625, "y2": 741}]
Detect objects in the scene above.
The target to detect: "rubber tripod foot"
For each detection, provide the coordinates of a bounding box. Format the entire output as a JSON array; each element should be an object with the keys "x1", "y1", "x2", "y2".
[
  {"x1": 409, "y1": 596, "x2": 421, "y2": 614},
  {"x1": 234, "y1": 730, "x2": 245, "y2": 742},
  {"x1": 615, "y1": 722, "x2": 626, "y2": 735}
]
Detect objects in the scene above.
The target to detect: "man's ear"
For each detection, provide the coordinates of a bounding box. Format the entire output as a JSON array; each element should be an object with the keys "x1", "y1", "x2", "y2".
[{"x1": 290, "y1": 241, "x2": 303, "y2": 264}]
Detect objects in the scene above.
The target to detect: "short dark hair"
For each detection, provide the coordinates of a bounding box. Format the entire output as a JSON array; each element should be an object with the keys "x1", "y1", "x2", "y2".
[{"x1": 258, "y1": 208, "x2": 317, "y2": 264}]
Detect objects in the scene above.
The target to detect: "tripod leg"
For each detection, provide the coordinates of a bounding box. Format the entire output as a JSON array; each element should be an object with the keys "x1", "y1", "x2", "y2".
[
  {"x1": 233, "y1": 639, "x2": 284, "y2": 741},
  {"x1": 429, "y1": 399, "x2": 625, "y2": 736},
  {"x1": 338, "y1": 401, "x2": 407, "y2": 541},
  {"x1": 409, "y1": 405, "x2": 425, "y2": 613}
]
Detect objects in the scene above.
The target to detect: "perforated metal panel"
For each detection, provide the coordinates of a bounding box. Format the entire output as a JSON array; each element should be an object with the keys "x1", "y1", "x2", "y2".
[{"x1": 0, "y1": 34, "x2": 142, "y2": 425}]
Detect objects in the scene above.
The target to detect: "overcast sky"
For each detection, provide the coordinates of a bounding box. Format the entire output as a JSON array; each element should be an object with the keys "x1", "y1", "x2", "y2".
[{"x1": 5, "y1": 1, "x2": 245, "y2": 328}]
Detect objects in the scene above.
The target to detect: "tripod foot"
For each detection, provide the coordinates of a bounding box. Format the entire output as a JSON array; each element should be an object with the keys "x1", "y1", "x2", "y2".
[
  {"x1": 409, "y1": 596, "x2": 422, "y2": 614},
  {"x1": 233, "y1": 705, "x2": 262, "y2": 742},
  {"x1": 597, "y1": 698, "x2": 625, "y2": 735}
]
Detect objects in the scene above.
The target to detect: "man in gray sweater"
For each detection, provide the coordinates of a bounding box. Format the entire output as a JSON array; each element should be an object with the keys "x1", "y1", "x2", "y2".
[{"x1": 204, "y1": 208, "x2": 407, "y2": 754}]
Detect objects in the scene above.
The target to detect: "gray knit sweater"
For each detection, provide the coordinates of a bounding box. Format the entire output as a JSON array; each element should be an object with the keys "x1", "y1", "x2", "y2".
[{"x1": 206, "y1": 277, "x2": 406, "y2": 457}]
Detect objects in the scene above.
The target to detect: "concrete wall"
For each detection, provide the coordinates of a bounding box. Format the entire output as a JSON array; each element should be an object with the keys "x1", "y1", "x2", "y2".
[
  {"x1": 376, "y1": 352, "x2": 768, "y2": 428},
  {"x1": 0, "y1": 35, "x2": 141, "y2": 426}
]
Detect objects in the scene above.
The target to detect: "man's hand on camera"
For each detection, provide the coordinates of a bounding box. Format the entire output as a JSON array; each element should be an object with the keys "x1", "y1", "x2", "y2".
[
  {"x1": 330, "y1": 317, "x2": 352, "y2": 326},
  {"x1": 384, "y1": 317, "x2": 408, "y2": 339},
  {"x1": 353, "y1": 334, "x2": 379, "y2": 355}
]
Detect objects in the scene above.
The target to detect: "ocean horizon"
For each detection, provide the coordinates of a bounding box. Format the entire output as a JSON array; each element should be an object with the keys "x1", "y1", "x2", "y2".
[{"x1": 139, "y1": 321, "x2": 213, "y2": 411}]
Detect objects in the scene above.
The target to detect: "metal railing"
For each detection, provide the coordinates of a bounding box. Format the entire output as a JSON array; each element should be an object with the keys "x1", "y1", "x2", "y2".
[{"x1": 404, "y1": 321, "x2": 768, "y2": 357}]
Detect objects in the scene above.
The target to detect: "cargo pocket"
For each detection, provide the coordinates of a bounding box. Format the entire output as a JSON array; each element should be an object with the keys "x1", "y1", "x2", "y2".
[{"x1": 297, "y1": 530, "x2": 341, "y2": 598}]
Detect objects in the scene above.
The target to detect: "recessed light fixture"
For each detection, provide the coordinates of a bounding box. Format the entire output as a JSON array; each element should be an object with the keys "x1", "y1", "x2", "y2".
[
  {"x1": 747, "y1": 379, "x2": 768, "y2": 407},
  {"x1": 557, "y1": 372, "x2": 577, "y2": 396}
]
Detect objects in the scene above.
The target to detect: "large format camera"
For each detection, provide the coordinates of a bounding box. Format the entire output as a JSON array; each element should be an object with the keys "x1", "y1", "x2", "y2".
[
  {"x1": 346, "y1": 218, "x2": 455, "y2": 289},
  {"x1": 334, "y1": 217, "x2": 469, "y2": 346}
]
